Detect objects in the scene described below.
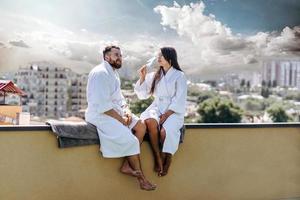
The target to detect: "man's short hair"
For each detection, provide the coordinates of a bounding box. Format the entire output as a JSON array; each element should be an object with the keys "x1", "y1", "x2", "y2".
[{"x1": 103, "y1": 45, "x2": 120, "y2": 59}]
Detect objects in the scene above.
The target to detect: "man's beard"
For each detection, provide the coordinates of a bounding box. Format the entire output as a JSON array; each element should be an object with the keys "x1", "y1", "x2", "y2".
[{"x1": 108, "y1": 58, "x2": 122, "y2": 69}]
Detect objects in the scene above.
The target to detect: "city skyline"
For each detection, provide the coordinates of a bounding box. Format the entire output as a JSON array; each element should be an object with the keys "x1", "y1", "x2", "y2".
[{"x1": 0, "y1": 0, "x2": 299, "y2": 78}]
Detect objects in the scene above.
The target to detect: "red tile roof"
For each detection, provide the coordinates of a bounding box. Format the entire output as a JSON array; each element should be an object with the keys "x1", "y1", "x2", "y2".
[{"x1": 0, "y1": 81, "x2": 26, "y2": 96}]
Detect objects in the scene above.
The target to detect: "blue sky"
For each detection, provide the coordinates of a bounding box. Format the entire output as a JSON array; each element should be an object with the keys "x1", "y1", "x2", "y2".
[
  {"x1": 1, "y1": 0, "x2": 299, "y2": 37},
  {"x1": 0, "y1": 0, "x2": 300, "y2": 34},
  {"x1": 0, "y1": 0, "x2": 299, "y2": 77}
]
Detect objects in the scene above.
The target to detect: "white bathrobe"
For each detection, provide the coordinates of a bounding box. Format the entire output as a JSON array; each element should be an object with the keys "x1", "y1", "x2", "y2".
[
  {"x1": 134, "y1": 67, "x2": 187, "y2": 155},
  {"x1": 85, "y1": 61, "x2": 140, "y2": 158}
]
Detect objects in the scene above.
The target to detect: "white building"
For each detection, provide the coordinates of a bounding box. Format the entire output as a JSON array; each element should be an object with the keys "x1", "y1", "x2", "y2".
[
  {"x1": 262, "y1": 59, "x2": 300, "y2": 89},
  {"x1": 15, "y1": 62, "x2": 71, "y2": 118},
  {"x1": 70, "y1": 74, "x2": 88, "y2": 118}
]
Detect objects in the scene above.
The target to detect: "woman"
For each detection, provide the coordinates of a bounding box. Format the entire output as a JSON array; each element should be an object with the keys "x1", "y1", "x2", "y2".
[{"x1": 134, "y1": 47, "x2": 187, "y2": 176}]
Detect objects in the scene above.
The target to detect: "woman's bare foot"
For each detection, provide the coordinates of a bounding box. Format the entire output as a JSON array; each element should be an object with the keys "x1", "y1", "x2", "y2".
[
  {"x1": 160, "y1": 154, "x2": 172, "y2": 176},
  {"x1": 154, "y1": 153, "x2": 163, "y2": 176}
]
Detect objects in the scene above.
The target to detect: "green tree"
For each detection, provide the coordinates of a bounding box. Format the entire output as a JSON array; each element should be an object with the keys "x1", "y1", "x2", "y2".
[
  {"x1": 267, "y1": 104, "x2": 291, "y2": 122},
  {"x1": 130, "y1": 97, "x2": 153, "y2": 115},
  {"x1": 272, "y1": 80, "x2": 277, "y2": 88},
  {"x1": 284, "y1": 92, "x2": 300, "y2": 101},
  {"x1": 197, "y1": 91, "x2": 218, "y2": 104},
  {"x1": 203, "y1": 80, "x2": 217, "y2": 87},
  {"x1": 240, "y1": 79, "x2": 245, "y2": 88},
  {"x1": 197, "y1": 97, "x2": 243, "y2": 123},
  {"x1": 261, "y1": 87, "x2": 270, "y2": 98},
  {"x1": 246, "y1": 81, "x2": 251, "y2": 92},
  {"x1": 267, "y1": 80, "x2": 272, "y2": 88},
  {"x1": 121, "y1": 78, "x2": 135, "y2": 90},
  {"x1": 244, "y1": 98, "x2": 265, "y2": 111}
]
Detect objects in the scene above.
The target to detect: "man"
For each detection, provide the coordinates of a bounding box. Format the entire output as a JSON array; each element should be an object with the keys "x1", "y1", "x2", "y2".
[{"x1": 85, "y1": 45, "x2": 156, "y2": 191}]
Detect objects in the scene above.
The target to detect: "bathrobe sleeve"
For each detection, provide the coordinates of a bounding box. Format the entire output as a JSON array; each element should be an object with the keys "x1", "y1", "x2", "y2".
[
  {"x1": 134, "y1": 72, "x2": 155, "y2": 100},
  {"x1": 169, "y1": 73, "x2": 187, "y2": 114},
  {"x1": 87, "y1": 71, "x2": 113, "y2": 114}
]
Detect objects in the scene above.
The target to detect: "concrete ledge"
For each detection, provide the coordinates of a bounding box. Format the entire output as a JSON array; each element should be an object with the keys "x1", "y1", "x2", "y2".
[
  {"x1": 1, "y1": 122, "x2": 300, "y2": 131},
  {"x1": 0, "y1": 126, "x2": 300, "y2": 199}
]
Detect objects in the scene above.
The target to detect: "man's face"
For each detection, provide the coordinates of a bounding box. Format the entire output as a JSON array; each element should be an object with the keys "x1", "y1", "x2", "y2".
[{"x1": 105, "y1": 48, "x2": 122, "y2": 69}]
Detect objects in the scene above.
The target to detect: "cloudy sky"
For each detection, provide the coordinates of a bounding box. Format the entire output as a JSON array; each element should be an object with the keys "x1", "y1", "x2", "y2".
[{"x1": 0, "y1": 0, "x2": 299, "y2": 78}]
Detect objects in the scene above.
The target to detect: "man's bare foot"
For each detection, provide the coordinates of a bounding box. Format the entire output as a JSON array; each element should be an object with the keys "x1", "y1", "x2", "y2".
[
  {"x1": 120, "y1": 161, "x2": 142, "y2": 177},
  {"x1": 160, "y1": 154, "x2": 172, "y2": 176},
  {"x1": 138, "y1": 179, "x2": 157, "y2": 191}
]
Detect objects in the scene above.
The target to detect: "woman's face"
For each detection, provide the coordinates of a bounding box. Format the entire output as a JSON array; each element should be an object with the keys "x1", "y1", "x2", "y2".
[{"x1": 157, "y1": 52, "x2": 170, "y2": 67}]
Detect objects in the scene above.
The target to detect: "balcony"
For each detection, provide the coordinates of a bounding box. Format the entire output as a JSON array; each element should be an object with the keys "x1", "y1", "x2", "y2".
[
  {"x1": 0, "y1": 123, "x2": 300, "y2": 199},
  {"x1": 0, "y1": 105, "x2": 22, "y2": 125}
]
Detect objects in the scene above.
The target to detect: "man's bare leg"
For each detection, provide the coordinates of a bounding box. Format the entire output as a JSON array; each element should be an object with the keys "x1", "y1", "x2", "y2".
[
  {"x1": 120, "y1": 121, "x2": 146, "y2": 177},
  {"x1": 159, "y1": 127, "x2": 172, "y2": 176},
  {"x1": 145, "y1": 118, "x2": 163, "y2": 175},
  {"x1": 127, "y1": 154, "x2": 156, "y2": 190}
]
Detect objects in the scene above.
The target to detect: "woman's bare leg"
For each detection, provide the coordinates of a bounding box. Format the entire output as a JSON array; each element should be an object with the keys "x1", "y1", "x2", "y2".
[
  {"x1": 160, "y1": 127, "x2": 172, "y2": 176},
  {"x1": 145, "y1": 118, "x2": 163, "y2": 175}
]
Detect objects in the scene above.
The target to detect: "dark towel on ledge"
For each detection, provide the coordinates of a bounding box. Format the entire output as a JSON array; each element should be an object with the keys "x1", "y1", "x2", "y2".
[
  {"x1": 46, "y1": 120, "x2": 186, "y2": 148},
  {"x1": 46, "y1": 120, "x2": 99, "y2": 148}
]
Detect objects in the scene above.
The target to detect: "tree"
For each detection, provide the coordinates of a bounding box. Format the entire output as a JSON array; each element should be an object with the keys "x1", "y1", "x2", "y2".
[
  {"x1": 121, "y1": 78, "x2": 135, "y2": 90},
  {"x1": 203, "y1": 80, "x2": 217, "y2": 87},
  {"x1": 197, "y1": 91, "x2": 218, "y2": 104},
  {"x1": 267, "y1": 104, "x2": 291, "y2": 122},
  {"x1": 246, "y1": 81, "x2": 251, "y2": 92},
  {"x1": 197, "y1": 97, "x2": 243, "y2": 123},
  {"x1": 261, "y1": 87, "x2": 270, "y2": 98},
  {"x1": 244, "y1": 98, "x2": 265, "y2": 111},
  {"x1": 240, "y1": 79, "x2": 245, "y2": 88},
  {"x1": 267, "y1": 80, "x2": 272, "y2": 88},
  {"x1": 129, "y1": 97, "x2": 153, "y2": 115},
  {"x1": 272, "y1": 80, "x2": 277, "y2": 88}
]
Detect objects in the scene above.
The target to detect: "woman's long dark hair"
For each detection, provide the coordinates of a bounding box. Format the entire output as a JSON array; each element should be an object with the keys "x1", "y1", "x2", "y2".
[{"x1": 150, "y1": 47, "x2": 183, "y2": 94}]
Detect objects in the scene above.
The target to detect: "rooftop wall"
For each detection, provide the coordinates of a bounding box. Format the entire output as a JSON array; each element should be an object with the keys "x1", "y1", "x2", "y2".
[{"x1": 0, "y1": 124, "x2": 300, "y2": 200}]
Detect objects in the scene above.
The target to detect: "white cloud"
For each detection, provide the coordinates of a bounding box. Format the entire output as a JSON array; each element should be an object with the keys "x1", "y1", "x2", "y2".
[
  {"x1": 9, "y1": 39, "x2": 30, "y2": 48},
  {"x1": 1, "y1": 3, "x2": 299, "y2": 78},
  {"x1": 0, "y1": 12, "x2": 161, "y2": 76},
  {"x1": 0, "y1": 41, "x2": 5, "y2": 48},
  {"x1": 154, "y1": 1, "x2": 300, "y2": 74}
]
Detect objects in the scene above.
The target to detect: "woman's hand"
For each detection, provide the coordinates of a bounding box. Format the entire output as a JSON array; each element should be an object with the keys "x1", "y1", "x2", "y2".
[
  {"x1": 159, "y1": 110, "x2": 175, "y2": 125},
  {"x1": 159, "y1": 114, "x2": 168, "y2": 125},
  {"x1": 138, "y1": 65, "x2": 147, "y2": 84},
  {"x1": 122, "y1": 114, "x2": 132, "y2": 127}
]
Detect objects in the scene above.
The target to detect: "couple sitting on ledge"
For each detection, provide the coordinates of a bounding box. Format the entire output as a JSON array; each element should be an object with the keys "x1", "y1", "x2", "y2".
[{"x1": 85, "y1": 45, "x2": 187, "y2": 191}]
